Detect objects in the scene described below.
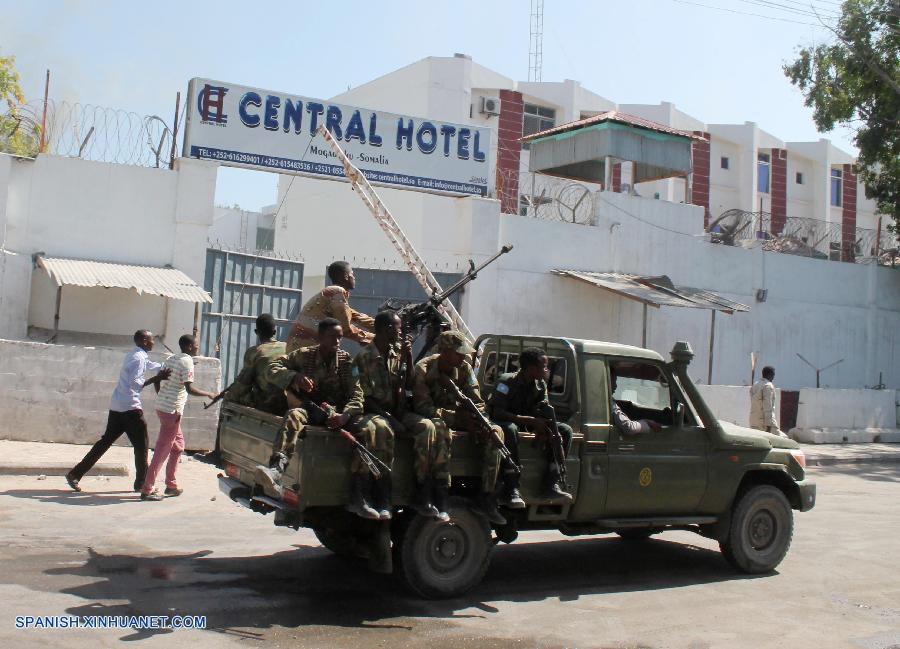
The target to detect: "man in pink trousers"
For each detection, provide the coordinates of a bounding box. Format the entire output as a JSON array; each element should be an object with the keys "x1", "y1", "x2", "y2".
[{"x1": 141, "y1": 335, "x2": 215, "y2": 501}]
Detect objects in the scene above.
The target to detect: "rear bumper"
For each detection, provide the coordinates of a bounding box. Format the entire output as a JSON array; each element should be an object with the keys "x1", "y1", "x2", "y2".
[{"x1": 797, "y1": 480, "x2": 816, "y2": 512}]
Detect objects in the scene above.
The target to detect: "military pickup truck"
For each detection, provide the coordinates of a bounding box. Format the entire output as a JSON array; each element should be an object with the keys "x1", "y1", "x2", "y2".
[{"x1": 217, "y1": 335, "x2": 815, "y2": 598}]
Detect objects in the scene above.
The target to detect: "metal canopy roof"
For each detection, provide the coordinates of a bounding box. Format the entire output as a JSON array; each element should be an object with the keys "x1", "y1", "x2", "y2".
[
  {"x1": 524, "y1": 111, "x2": 704, "y2": 185},
  {"x1": 36, "y1": 256, "x2": 212, "y2": 304},
  {"x1": 552, "y1": 270, "x2": 750, "y2": 314}
]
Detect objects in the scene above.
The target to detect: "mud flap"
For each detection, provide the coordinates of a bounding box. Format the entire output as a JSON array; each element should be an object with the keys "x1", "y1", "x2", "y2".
[{"x1": 367, "y1": 520, "x2": 393, "y2": 574}]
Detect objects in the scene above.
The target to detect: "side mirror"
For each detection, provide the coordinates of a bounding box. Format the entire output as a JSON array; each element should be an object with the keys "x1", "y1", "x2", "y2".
[{"x1": 675, "y1": 402, "x2": 686, "y2": 427}]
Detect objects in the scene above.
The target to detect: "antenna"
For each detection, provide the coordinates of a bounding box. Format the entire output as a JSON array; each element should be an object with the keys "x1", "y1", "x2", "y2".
[{"x1": 528, "y1": 0, "x2": 544, "y2": 82}]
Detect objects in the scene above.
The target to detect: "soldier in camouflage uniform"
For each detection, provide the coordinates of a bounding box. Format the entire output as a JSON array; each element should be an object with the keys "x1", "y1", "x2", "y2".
[
  {"x1": 286, "y1": 261, "x2": 375, "y2": 353},
  {"x1": 224, "y1": 314, "x2": 287, "y2": 415},
  {"x1": 354, "y1": 311, "x2": 451, "y2": 522},
  {"x1": 413, "y1": 331, "x2": 507, "y2": 526},
  {"x1": 254, "y1": 318, "x2": 381, "y2": 520},
  {"x1": 488, "y1": 347, "x2": 573, "y2": 507}
]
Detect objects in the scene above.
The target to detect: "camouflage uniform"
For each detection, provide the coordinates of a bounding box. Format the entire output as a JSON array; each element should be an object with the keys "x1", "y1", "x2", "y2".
[
  {"x1": 225, "y1": 340, "x2": 287, "y2": 415},
  {"x1": 412, "y1": 352, "x2": 504, "y2": 492},
  {"x1": 353, "y1": 342, "x2": 449, "y2": 483},
  {"x1": 265, "y1": 345, "x2": 364, "y2": 459},
  {"x1": 286, "y1": 286, "x2": 375, "y2": 353}
]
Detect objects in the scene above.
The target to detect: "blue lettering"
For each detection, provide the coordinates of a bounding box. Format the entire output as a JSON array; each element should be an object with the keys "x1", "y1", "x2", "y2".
[
  {"x1": 344, "y1": 110, "x2": 366, "y2": 143},
  {"x1": 440, "y1": 125, "x2": 456, "y2": 157},
  {"x1": 457, "y1": 128, "x2": 471, "y2": 159},
  {"x1": 396, "y1": 118, "x2": 414, "y2": 150},
  {"x1": 473, "y1": 130, "x2": 486, "y2": 162},
  {"x1": 239, "y1": 92, "x2": 262, "y2": 128},
  {"x1": 283, "y1": 99, "x2": 303, "y2": 133},
  {"x1": 307, "y1": 102, "x2": 325, "y2": 134},
  {"x1": 368, "y1": 113, "x2": 382, "y2": 147},
  {"x1": 263, "y1": 95, "x2": 280, "y2": 131},
  {"x1": 416, "y1": 122, "x2": 437, "y2": 154},
  {"x1": 325, "y1": 105, "x2": 343, "y2": 139}
]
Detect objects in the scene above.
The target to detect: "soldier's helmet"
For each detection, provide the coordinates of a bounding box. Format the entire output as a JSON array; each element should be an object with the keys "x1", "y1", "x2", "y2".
[{"x1": 437, "y1": 330, "x2": 475, "y2": 355}]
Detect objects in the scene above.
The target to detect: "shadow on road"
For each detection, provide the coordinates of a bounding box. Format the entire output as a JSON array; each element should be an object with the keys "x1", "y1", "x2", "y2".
[
  {"x1": 0, "y1": 488, "x2": 139, "y2": 506},
  {"x1": 43, "y1": 533, "x2": 759, "y2": 639}
]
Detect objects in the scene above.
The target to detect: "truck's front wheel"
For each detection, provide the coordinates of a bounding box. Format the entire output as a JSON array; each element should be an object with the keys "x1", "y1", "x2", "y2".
[
  {"x1": 399, "y1": 497, "x2": 492, "y2": 598},
  {"x1": 720, "y1": 485, "x2": 793, "y2": 573}
]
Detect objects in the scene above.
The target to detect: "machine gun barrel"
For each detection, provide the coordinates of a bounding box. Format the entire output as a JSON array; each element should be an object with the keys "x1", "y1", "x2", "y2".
[{"x1": 430, "y1": 244, "x2": 513, "y2": 306}]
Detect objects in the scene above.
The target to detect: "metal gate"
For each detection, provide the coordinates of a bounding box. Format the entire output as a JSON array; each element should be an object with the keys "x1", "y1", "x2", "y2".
[
  {"x1": 343, "y1": 268, "x2": 463, "y2": 357},
  {"x1": 200, "y1": 248, "x2": 304, "y2": 384}
]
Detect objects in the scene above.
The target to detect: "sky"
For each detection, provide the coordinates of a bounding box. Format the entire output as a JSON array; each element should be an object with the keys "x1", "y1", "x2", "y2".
[{"x1": 1, "y1": 0, "x2": 851, "y2": 211}]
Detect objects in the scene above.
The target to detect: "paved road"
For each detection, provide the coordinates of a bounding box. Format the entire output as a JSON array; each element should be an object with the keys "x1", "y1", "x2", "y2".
[{"x1": 0, "y1": 459, "x2": 898, "y2": 649}]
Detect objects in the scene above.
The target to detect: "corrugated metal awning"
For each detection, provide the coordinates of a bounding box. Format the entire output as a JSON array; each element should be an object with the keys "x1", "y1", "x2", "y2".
[
  {"x1": 552, "y1": 270, "x2": 749, "y2": 314},
  {"x1": 36, "y1": 256, "x2": 212, "y2": 304}
]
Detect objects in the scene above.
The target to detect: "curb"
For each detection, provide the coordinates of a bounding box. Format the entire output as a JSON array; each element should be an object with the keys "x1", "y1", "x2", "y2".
[
  {"x1": 806, "y1": 455, "x2": 900, "y2": 467},
  {"x1": 0, "y1": 462, "x2": 129, "y2": 477}
]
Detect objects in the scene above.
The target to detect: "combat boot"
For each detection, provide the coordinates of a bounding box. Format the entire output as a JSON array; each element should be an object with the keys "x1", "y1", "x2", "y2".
[
  {"x1": 497, "y1": 472, "x2": 526, "y2": 510},
  {"x1": 346, "y1": 474, "x2": 380, "y2": 520},
  {"x1": 474, "y1": 492, "x2": 507, "y2": 526},
  {"x1": 372, "y1": 475, "x2": 393, "y2": 521},
  {"x1": 541, "y1": 463, "x2": 573, "y2": 504},
  {"x1": 412, "y1": 477, "x2": 440, "y2": 519},
  {"x1": 432, "y1": 481, "x2": 451, "y2": 523},
  {"x1": 254, "y1": 452, "x2": 288, "y2": 499}
]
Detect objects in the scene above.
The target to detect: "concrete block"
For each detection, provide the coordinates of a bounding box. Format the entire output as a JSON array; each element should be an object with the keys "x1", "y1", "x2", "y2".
[
  {"x1": 0, "y1": 461, "x2": 128, "y2": 476},
  {"x1": 789, "y1": 427, "x2": 900, "y2": 444}
]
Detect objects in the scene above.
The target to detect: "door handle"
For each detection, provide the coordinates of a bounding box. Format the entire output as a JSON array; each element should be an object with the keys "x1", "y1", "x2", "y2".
[{"x1": 618, "y1": 444, "x2": 636, "y2": 452}]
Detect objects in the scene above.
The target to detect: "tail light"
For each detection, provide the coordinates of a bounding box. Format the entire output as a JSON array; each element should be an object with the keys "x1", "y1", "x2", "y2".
[
  {"x1": 224, "y1": 462, "x2": 239, "y2": 479},
  {"x1": 282, "y1": 489, "x2": 299, "y2": 507}
]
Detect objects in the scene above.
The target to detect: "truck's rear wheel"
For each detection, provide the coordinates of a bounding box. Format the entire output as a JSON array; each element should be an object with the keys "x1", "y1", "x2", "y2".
[
  {"x1": 399, "y1": 497, "x2": 492, "y2": 598},
  {"x1": 313, "y1": 527, "x2": 369, "y2": 559},
  {"x1": 720, "y1": 485, "x2": 793, "y2": 573}
]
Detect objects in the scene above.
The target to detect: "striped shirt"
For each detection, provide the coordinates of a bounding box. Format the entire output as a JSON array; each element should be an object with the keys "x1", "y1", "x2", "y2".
[{"x1": 155, "y1": 353, "x2": 195, "y2": 414}]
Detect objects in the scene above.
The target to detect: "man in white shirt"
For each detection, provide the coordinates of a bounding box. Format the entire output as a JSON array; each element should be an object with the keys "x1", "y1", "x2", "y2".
[
  {"x1": 140, "y1": 334, "x2": 215, "y2": 501},
  {"x1": 750, "y1": 366, "x2": 785, "y2": 436},
  {"x1": 66, "y1": 330, "x2": 170, "y2": 492}
]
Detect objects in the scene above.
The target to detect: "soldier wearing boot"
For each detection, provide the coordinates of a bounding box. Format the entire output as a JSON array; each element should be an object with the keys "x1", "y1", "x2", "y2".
[
  {"x1": 254, "y1": 318, "x2": 379, "y2": 520},
  {"x1": 412, "y1": 331, "x2": 507, "y2": 526},
  {"x1": 353, "y1": 311, "x2": 451, "y2": 522},
  {"x1": 488, "y1": 347, "x2": 573, "y2": 507}
]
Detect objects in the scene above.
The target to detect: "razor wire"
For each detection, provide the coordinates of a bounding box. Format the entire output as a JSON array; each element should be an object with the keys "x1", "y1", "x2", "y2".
[{"x1": 2, "y1": 98, "x2": 184, "y2": 168}]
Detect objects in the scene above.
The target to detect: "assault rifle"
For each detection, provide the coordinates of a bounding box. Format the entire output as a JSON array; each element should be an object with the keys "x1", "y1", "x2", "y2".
[
  {"x1": 204, "y1": 381, "x2": 236, "y2": 410},
  {"x1": 382, "y1": 245, "x2": 513, "y2": 363},
  {"x1": 441, "y1": 378, "x2": 521, "y2": 476},
  {"x1": 284, "y1": 386, "x2": 391, "y2": 478},
  {"x1": 536, "y1": 402, "x2": 569, "y2": 492}
]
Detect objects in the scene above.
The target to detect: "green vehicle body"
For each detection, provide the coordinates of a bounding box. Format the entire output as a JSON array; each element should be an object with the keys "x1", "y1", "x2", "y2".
[{"x1": 217, "y1": 335, "x2": 815, "y2": 597}]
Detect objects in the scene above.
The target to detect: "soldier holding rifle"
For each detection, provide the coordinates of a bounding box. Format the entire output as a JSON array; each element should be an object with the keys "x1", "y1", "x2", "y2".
[
  {"x1": 354, "y1": 311, "x2": 452, "y2": 522},
  {"x1": 488, "y1": 347, "x2": 574, "y2": 507},
  {"x1": 412, "y1": 331, "x2": 508, "y2": 526},
  {"x1": 255, "y1": 318, "x2": 388, "y2": 521}
]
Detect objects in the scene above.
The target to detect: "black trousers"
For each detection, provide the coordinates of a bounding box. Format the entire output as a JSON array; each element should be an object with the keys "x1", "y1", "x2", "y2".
[
  {"x1": 496, "y1": 421, "x2": 574, "y2": 467},
  {"x1": 70, "y1": 409, "x2": 149, "y2": 487}
]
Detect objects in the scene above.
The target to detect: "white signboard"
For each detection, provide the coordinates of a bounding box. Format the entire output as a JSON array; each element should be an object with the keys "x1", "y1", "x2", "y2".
[{"x1": 183, "y1": 78, "x2": 492, "y2": 197}]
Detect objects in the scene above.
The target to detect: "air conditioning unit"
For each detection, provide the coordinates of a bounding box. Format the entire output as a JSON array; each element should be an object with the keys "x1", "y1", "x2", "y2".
[{"x1": 480, "y1": 96, "x2": 501, "y2": 116}]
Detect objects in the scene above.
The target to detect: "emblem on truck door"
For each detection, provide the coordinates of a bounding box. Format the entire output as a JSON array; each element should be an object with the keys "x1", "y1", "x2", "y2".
[{"x1": 639, "y1": 467, "x2": 652, "y2": 487}]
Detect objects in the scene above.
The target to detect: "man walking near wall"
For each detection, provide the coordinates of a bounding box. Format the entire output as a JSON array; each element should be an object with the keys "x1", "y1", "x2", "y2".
[
  {"x1": 65, "y1": 330, "x2": 170, "y2": 492},
  {"x1": 750, "y1": 366, "x2": 785, "y2": 437},
  {"x1": 140, "y1": 335, "x2": 216, "y2": 501},
  {"x1": 286, "y1": 261, "x2": 375, "y2": 353}
]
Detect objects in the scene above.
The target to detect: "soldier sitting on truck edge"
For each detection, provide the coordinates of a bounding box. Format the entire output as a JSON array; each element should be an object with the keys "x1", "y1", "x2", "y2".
[
  {"x1": 255, "y1": 318, "x2": 384, "y2": 520},
  {"x1": 286, "y1": 261, "x2": 375, "y2": 353},
  {"x1": 224, "y1": 313, "x2": 287, "y2": 415},
  {"x1": 609, "y1": 366, "x2": 662, "y2": 434},
  {"x1": 412, "y1": 331, "x2": 507, "y2": 526},
  {"x1": 488, "y1": 347, "x2": 574, "y2": 507},
  {"x1": 354, "y1": 311, "x2": 452, "y2": 522}
]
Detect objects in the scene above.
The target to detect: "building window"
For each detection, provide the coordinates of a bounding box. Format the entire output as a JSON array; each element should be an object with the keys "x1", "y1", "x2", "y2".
[
  {"x1": 256, "y1": 227, "x2": 275, "y2": 251},
  {"x1": 831, "y1": 168, "x2": 842, "y2": 207},
  {"x1": 796, "y1": 171, "x2": 804, "y2": 185},
  {"x1": 721, "y1": 156, "x2": 730, "y2": 170},
  {"x1": 518, "y1": 194, "x2": 529, "y2": 217},
  {"x1": 522, "y1": 103, "x2": 556, "y2": 150},
  {"x1": 757, "y1": 152, "x2": 770, "y2": 194}
]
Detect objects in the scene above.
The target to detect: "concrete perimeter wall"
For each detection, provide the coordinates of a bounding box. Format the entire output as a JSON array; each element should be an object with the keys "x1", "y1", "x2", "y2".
[
  {"x1": 696, "y1": 384, "x2": 781, "y2": 429},
  {"x1": 795, "y1": 388, "x2": 897, "y2": 430},
  {"x1": 0, "y1": 339, "x2": 221, "y2": 449}
]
